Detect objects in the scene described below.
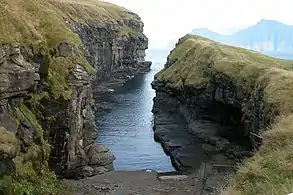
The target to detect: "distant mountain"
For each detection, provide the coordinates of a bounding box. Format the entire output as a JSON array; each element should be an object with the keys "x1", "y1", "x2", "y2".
[{"x1": 191, "y1": 19, "x2": 293, "y2": 59}]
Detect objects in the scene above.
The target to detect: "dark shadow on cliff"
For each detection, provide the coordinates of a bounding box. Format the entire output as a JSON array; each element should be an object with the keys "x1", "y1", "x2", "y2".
[{"x1": 197, "y1": 102, "x2": 253, "y2": 150}]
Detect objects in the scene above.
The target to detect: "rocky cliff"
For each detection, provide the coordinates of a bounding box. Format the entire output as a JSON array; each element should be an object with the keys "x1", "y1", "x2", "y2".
[
  {"x1": 0, "y1": 0, "x2": 150, "y2": 194},
  {"x1": 72, "y1": 15, "x2": 151, "y2": 84},
  {"x1": 152, "y1": 34, "x2": 293, "y2": 194}
]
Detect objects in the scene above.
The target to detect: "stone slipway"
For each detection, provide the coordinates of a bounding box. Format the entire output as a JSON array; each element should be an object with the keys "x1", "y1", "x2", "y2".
[
  {"x1": 66, "y1": 168, "x2": 232, "y2": 195},
  {"x1": 66, "y1": 170, "x2": 197, "y2": 195}
]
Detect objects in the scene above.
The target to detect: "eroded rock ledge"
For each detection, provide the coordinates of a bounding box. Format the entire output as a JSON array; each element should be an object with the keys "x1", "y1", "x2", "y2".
[{"x1": 152, "y1": 34, "x2": 293, "y2": 194}]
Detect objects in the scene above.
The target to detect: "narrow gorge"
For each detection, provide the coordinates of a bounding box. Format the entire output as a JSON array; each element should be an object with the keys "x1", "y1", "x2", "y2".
[{"x1": 1, "y1": 1, "x2": 293, "y2": 195}]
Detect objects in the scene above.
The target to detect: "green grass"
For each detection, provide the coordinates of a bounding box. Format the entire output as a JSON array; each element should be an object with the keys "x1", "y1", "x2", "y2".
[
  {"x1": 0, "y1": 0, "x2": 138, "y2": 46},
  {"x1": 156, "y1": 34, "x2": 293, "y2": 195},
  {"x1": 1, "y1": 169, "x2": 72, "y2": 195},
  {"x1": 222, "y1": 114, "x2": 293, "y2": 195},
  {"x1": 157, "y1": 35, "x2": 293, "y2": 88}
]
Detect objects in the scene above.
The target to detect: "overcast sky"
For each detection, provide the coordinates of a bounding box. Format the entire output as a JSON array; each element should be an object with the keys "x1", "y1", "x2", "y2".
[{"x1": 104, "y1": 0, "x2": 291, "y2": 49}]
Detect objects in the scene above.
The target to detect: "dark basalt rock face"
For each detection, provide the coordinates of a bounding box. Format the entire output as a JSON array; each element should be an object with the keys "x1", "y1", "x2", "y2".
[
  {"x1": 0, "y1": 45, "x2": 41, "y2": 177},
  {"x1": 71, "y1": 19, "x2": 152, "y2": 85},
  {"x1": 152, "y1": 71, "x2": 264, "y2": 152}
]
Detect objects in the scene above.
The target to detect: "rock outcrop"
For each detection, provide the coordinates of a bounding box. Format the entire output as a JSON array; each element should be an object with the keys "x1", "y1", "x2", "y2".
[
  {"x1": 71, "y1": 15, "x2": 151, "y2": 85},
  {"x1": 152, "y1": 34, "x2": 293, "y2": 194},
  {"x1": 0, "y1": 0, "x2": 150, "y2": 194}
]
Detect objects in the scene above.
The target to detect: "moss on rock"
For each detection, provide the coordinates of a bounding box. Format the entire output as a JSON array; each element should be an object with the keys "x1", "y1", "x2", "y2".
[{"x1": 0, "y1": 102, "x2": 63, "y2": 195}]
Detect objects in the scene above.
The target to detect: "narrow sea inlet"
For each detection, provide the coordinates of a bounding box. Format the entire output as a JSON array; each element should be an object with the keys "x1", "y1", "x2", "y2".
[{"x1": 95, "y1": 62, "x2": 175, "y2": 172}]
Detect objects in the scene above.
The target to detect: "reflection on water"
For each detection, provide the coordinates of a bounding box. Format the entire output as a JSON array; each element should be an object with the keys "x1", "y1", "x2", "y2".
[{"x1": 96, "y1": 62, "x2": 175, "y2": 172}]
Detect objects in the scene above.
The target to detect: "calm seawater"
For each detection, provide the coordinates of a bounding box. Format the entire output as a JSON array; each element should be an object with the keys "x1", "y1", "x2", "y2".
[{"x1": 96, "y1": 61, "x2": 175, "y2": 172}]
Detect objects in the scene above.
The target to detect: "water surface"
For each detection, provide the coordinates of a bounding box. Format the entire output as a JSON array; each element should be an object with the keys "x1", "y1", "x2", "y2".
[{"x1": 96, "y1": 62, "x2": 175, "y2": 172}]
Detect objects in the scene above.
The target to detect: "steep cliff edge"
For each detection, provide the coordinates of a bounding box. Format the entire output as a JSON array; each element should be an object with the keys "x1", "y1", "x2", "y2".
[
  {"x1": 0, "y1": 0, "x2": 150, "y2": 194},
  {"x1": 152, "y1": 34, "x2": 293, "y2": 194}
]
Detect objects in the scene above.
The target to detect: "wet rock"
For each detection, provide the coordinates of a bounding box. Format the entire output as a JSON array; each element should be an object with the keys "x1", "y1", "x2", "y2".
[
  {"x1": 49, "y1": 18, "x2": 152, "y2": 178},
  {"x1": 83, "y1": 116, "x2": 99, "y2": 146},
  {"x1": 150, "y1": 39, "x2": 263, "y2": 193}
]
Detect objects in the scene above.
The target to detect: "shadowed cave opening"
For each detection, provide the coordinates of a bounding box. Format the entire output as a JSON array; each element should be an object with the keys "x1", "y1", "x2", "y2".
[{"x1": 199, "y1": 101, "x2": 254, "y2": 151}]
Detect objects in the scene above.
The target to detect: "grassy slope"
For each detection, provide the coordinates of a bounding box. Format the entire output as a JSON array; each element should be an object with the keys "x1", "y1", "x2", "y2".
[
  {"x1": 156, "y1": 34, "x2": 293, "y2": 195},
  {"x1": 0, "y1": 0, "x2": 140, "y2": 194},
  {"x1": 0, "y1": 0, "x2": 137, "y2": 46}
]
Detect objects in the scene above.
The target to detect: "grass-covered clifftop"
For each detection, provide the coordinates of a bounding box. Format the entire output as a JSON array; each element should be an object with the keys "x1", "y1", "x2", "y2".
[
  {"x1": 155, "y1": 34, "x2": 293, "y2": 194},
  {"x1": 0, "y1": 0, "x2": 139, "y2": 45}
]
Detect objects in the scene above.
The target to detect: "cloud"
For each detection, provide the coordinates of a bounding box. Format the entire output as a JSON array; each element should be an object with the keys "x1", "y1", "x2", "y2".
[{"x1": 103, "y1": 0, "x2": 292, "y2": 49}]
